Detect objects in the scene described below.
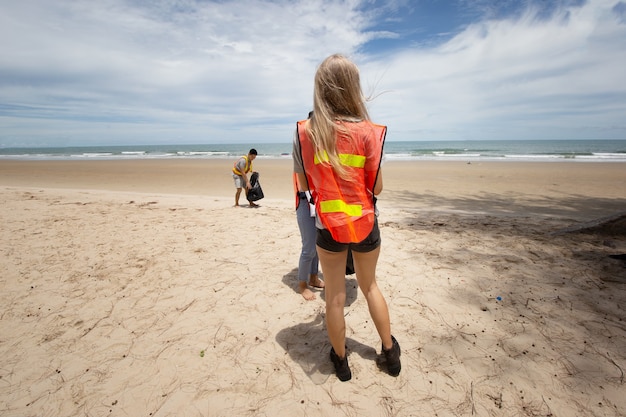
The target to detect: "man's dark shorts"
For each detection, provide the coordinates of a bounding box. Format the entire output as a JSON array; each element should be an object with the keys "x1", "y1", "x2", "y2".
[{"x1": 316, "y1": 218, "x2": 381, "y2": 253}]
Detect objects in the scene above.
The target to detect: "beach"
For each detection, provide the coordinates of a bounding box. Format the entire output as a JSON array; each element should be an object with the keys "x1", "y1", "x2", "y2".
[{"x1": 1, "y1": 159, "x2": 625, "y2": 416}]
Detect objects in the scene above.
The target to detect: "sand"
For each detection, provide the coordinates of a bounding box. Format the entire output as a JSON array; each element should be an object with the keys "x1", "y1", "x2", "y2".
[{"x1": 1, "y1": 159, "x2": 625, "y2": 416}]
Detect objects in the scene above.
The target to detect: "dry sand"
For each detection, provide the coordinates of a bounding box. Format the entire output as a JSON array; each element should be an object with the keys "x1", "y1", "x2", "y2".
[{"x1": 1, "y1": 159, "x2": 625, "y2": 416}]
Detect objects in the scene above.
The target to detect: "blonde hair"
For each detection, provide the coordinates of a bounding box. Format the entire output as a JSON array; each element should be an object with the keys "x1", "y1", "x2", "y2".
[{"x1": 305, "y1": 54, "x2": 370, "y2": 178}]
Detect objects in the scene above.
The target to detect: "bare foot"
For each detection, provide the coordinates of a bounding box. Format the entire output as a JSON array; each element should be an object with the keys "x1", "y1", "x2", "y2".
[
  {"x1": 309, "y1": 274, "x2": 325, "y2": 289},
  {"x1": 298, "y1": 281, "x2": 316, "y2": 300},
  {"x1": 249, "y1": 202, "x2": 259, "y2": 207}
]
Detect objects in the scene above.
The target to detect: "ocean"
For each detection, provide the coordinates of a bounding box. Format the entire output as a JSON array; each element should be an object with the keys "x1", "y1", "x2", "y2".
[{"x1": 1, "y1": 140, "x2": 625, "y2": 162}]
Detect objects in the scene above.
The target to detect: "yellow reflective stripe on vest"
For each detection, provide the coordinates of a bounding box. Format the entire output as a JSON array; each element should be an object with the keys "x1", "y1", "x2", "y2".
[
  {"x1": 339, "y1": 154, "x2": 365, "y2": 168},
  {"x1": 314, "y1": 150, "x2": 366, "y2": 168},
  {"x1": 313, "y1": 151, "x2": 328, "y2": 165},
  {"x1": 320, "y1": 200, "x2": 362, "y2": 217}
]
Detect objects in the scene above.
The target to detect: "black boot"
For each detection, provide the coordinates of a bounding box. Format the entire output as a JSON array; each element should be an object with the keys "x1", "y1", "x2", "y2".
[
  {"x1": 329, "y1": 347, "x2": 352, "y2": 381},
  {"x1": 382, "y1": 336, "x2": 401, "y2": 376}
]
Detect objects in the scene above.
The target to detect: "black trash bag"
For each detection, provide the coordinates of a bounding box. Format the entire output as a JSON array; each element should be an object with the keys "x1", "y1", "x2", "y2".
[{"x1": 247, "y1": 172, "x2": 264, "y2": 202}]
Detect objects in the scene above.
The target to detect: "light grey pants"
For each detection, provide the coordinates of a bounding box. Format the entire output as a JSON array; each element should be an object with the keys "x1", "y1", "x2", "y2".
[{"x1": 296, "y1": 197, "x2": 319, "y2": 282}]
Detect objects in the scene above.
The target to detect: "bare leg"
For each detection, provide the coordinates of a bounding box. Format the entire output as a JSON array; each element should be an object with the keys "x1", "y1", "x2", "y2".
[
  {"x1": 353, "y1": 247, "x2": 393, "y2": 350},
  {"x1": 234, "y1": 188, "x2": 242, "y2": 206},
  {"x1": 317, "y1": 246, "x2": 348, "y2": 358}
]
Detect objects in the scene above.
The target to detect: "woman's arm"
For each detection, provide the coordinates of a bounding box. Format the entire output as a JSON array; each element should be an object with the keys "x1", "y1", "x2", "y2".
[
  {"x1": 373, "y1": 169, "x2": 383, "y2": 195},
  {"x1": 296, "y1": 172, "x2": 309, "y2": 192}
]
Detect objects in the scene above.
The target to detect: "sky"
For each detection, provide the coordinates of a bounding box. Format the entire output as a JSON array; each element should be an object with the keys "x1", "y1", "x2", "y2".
[{"x1": 1, "y1": 0, "x2": 625, "y2": 147}]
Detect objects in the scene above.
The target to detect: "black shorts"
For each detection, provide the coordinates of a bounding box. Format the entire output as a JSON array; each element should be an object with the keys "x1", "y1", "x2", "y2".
[{"x1": 316, "y1": 218, "x2": 381, "y2": 253}]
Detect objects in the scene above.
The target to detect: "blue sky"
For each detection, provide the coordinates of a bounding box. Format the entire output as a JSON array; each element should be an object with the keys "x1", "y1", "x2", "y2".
[{"x1": 1, "y1": 0, "x2": 625, "y2": 147}]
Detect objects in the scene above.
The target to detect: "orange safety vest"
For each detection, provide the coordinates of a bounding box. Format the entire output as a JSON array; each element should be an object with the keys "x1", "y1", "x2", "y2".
[
  {"x1": 297, "y1": 120, "x2": 386, "y2": 243},
  {"x1": 232, "y1": 155, "x2": 252, "y2": 176}
]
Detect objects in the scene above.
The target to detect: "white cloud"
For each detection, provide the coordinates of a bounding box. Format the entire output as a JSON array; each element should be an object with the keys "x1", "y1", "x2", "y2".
[
  {"x1": 364, "y1": 0, "x2": 626, "y2": 140},
  {"x1": 1, "y1": 0, "x2": 391, "y2": 146},
  {"x1": 0, "y1": 0, "x2": 624, "y2": 146}
]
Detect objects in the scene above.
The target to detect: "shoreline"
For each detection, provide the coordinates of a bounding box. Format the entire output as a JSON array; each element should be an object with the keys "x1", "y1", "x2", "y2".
[{"x1": 2, "y1": 138, "x2": 626, "y2": 163}]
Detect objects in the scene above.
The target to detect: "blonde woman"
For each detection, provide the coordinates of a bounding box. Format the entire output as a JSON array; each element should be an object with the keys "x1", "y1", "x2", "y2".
[{"x1": 292, "y1": 54, "x2": 400, "y2": 381}]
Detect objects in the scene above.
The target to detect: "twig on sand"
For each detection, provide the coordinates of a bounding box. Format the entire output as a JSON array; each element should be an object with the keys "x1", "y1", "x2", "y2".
[{"x1": 470, "y1": 381, "x2": 476, "y2": 415}]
